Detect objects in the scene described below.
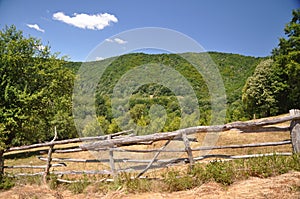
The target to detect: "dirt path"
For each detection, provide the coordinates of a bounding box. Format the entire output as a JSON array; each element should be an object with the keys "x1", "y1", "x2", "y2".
[{"x1": 1, "y1": 171, "x2": 299, "y2": 199}]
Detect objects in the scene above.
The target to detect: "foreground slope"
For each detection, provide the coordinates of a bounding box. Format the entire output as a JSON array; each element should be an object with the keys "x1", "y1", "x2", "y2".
[{"x1": 0, "y1": 172, "x2": 299, "y2": 198}]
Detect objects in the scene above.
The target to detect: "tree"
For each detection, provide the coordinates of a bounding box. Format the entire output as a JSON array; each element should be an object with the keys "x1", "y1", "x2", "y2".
[
  {"x1": 243, "y1": 9, "x2": 300, "y2": 118},
  {"x1": 242, "y1": 59, "x2": 283, "y2": 118},
  {"x1": 271, "y1": 9, "x2": 300, "y2": 112},
  {"x1": 0, "y1": 25, "x2": 75, "y2": 180}
]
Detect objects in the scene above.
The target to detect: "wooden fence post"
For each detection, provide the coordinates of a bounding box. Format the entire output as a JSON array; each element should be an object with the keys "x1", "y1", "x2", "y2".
[
  {"x1": 289, "y1": 109, "x2": 300, "y2": 153},
  {"x1": 0, "y1": 150, "x2": 4, "y2": 182},
  {"x1": 181, "y1": 132, "x2": 194, "y2": 169},
  {"x1": 43, "y1": 127, "x2": 57, "y2": 183},
  {"x1": 108, "y1": 135, "x2": 116, "y2": 177}
]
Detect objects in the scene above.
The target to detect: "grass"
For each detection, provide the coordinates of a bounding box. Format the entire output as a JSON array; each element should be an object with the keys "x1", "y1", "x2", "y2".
[
  {"x1": 3, "y1": 153, "x2": 299, "y2": 194},
  {"x1": 109, "y1": 153, "x2": 300, "y2": 193}
]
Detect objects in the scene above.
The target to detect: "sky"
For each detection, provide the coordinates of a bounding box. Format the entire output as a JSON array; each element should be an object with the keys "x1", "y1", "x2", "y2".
[{"x1": 0, "y1": 0, "x2": 299, "y2": 61}]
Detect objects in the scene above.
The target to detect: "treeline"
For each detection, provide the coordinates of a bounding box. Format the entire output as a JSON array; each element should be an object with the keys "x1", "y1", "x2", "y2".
[{"x1": 1, "y1": 9, "x2": 300, "y2": 149}]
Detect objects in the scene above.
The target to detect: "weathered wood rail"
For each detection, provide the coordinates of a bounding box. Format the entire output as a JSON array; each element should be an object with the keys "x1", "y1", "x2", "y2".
[{"x1": 2, "y1": 109, "x2": 300, "y2": 182}]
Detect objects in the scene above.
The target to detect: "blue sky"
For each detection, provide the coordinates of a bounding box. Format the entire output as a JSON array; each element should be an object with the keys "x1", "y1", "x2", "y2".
[{"x1": 0, "y1": 0, "x2": 299, "y2": 61}]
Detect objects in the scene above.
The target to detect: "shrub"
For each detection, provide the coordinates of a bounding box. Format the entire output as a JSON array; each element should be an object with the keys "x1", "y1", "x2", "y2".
[
  {"x1": 0, "y1": 175, "x2": 15, "y2": 190},
  {"x1": 163, "y1": 170, "x2": 194, "y2": 192}
]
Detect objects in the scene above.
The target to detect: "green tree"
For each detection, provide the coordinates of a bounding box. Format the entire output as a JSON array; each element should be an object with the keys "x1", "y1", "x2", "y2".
[
  {"x1": 242, "y1": 59, "x2": 283, "y2": 118},
  {"x1": 0, "y1": 25, "x2": 75, "y2": 180},
  {"x1": 243, "y1": 9, "x2": 300, "y2": 118},
  {"x1": 82, "y1": 116, "x2": 109, "y2": 136},
  {"x1": 271, "y1": 9, "x2": 300, "y2": 112},
  {"x1": 130, "y1": 104, "x2": 147, "y2": 123}
]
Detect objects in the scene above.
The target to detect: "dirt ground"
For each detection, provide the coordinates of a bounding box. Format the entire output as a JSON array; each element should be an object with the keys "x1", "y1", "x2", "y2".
[{"x1": 1, "y1": 171, "x2": 299, "y2": 199}]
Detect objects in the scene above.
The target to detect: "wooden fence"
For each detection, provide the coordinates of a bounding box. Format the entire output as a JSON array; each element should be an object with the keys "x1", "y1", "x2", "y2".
[{"x1": 3, "y1": 109, "x2": 300, "y2": 182}]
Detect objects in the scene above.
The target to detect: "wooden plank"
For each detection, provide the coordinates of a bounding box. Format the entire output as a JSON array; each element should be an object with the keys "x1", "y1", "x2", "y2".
[
  {"x1": 239, "y1": 126, "x2": 290, "y2": 133},
  {"x1": 5, "y1": 130, "x2": 133, "y2": 153},
  {"x1": 53, "y1": 137, "x2": 196, "y2": 153},
  {"x1": 13, "y1": 172, "x2": 44, "y2": 176},
  {"x1": 161, "y1": 152, "x2": 293, "y2": 165},
  {"x1": 80, "y1": 126, "x2": 227, "y2": 150},
  {"x1": 38, "y1": 156, "x2": 129, "y2": 163},
  {"x1": 193, "y1": 152, "x2": 293, "y2": 161},
  {"x1": 122, "y1": 152, "x2": 292, "y2": 168},
  {"x1": 89, "y1": 138, "x2": 291, "y2": 153},
  {"x1": 78, "y1": 140, "x2": 290, "y2": 153},
  {"x1": 4, "y1": 163, "x2": 66, "y2": 169},
  {"x1": 13, "y1": 170, "x2": 112, "y2": 176},
  {"x1": 54, "y1": 148, "x2": 83, "y2": 153},
  {"x1": 56, "y1": 178, "x2": 114, "y2": 183},
  {"x1": 227, "y1": 114, "x2": 300, "y2": 128},
  {"x1": 52, "y1": 170, "x2": 112, "y2": 175},
  {"x1": 83, "y1": 140, "x2": 292, "y2": 153},
  {"x1": 191, "y1": 140, "x2": 292, "y2": 151}
]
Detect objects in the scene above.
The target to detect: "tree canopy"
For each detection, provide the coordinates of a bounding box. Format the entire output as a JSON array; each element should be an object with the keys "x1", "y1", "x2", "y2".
[
  {"x1": 242, "y1": 59, "x2": 280, "y2": 118},
  {"x1": 243, "y1": 9, "x2": 300, "y2": 117},
  {"x1": 0, "y1": 25, "x2": 76, "y2": 150},
  {"x1": 272, "y1": 9, "x2": 300, "y2": 112}
]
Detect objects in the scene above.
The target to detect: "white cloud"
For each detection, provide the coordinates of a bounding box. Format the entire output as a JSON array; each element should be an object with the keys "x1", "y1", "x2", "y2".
[
  {"x1": 53, "y1": 12, "x2": 118, "y2": 30},
  {"x1": 114, "y1": 38, "x2": 127, "y2": 44},
  {"x1": 105, "y1": 38, "x2": 114, "y2": 42},
  {"x1": 105, "y1": 37, "x2": 127, "y2": 44},
  {"x1": 27, "y1": 24, "x2": 45, "y2": 33},
  {"x1": 95, "y1": 56, "x2": 105, "y2": 61}
]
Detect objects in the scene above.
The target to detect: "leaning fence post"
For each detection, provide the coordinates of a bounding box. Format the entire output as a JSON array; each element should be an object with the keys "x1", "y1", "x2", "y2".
[
  {"x1": 289, "y1": 109, "x2": 300, "y2": 153},
  {"x1": 181, "y1": 131, "x2": 194, "y2": 169},
  {"x1": 43, "y1": 126, "x2": 57, "y2": 183},
  {"x1": 136, "y1": 139, "x2": 171, "y2": 179}
]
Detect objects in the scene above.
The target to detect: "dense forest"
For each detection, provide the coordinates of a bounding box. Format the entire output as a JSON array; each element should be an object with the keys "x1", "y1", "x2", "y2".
[
  {"x1": 0, "y1": 9, "x2": 299, "y2": 150},
  {"x1": 68, "y1": 52, "x2": 262, "y2": 137}
]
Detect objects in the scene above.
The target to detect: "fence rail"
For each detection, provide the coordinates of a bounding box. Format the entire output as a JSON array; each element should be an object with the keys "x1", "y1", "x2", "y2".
[{"x1": 3, "y1": 109, "x2": 300, "y2": 182}]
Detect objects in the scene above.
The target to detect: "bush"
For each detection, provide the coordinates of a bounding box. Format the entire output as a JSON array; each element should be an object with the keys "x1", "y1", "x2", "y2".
[
  {"x1": 112, "y1": 172, "x2": 151, "y2": 193},
  {"x1": 189, "y1": 154, "x2": 300, "y2": 187},
  {"x1": 68, "y1": 181, "x2": 90, "y2": 194},
  {"x1": 204, "y1": 160, "x2": 235, "y2": 185},
  {"x1": 0, "y1": 175, "x2": 15, "y2": 190},
  {"x1": 163, "y1": 170, "x2": 194, "y2": 192}
]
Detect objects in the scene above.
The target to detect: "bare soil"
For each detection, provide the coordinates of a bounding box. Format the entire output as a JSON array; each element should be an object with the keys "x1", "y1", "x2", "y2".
[{"x1": 1, "y1": 171, "x2": 299, "y2": 199}]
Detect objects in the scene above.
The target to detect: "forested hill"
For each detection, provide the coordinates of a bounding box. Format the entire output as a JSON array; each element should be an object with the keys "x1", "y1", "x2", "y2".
[
  {"x1": 65, "y1": 52, "x2": 264, "y2": 136},
  {"x1": 65, "y1": 52, "x2": 263, "y2": 102}
]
